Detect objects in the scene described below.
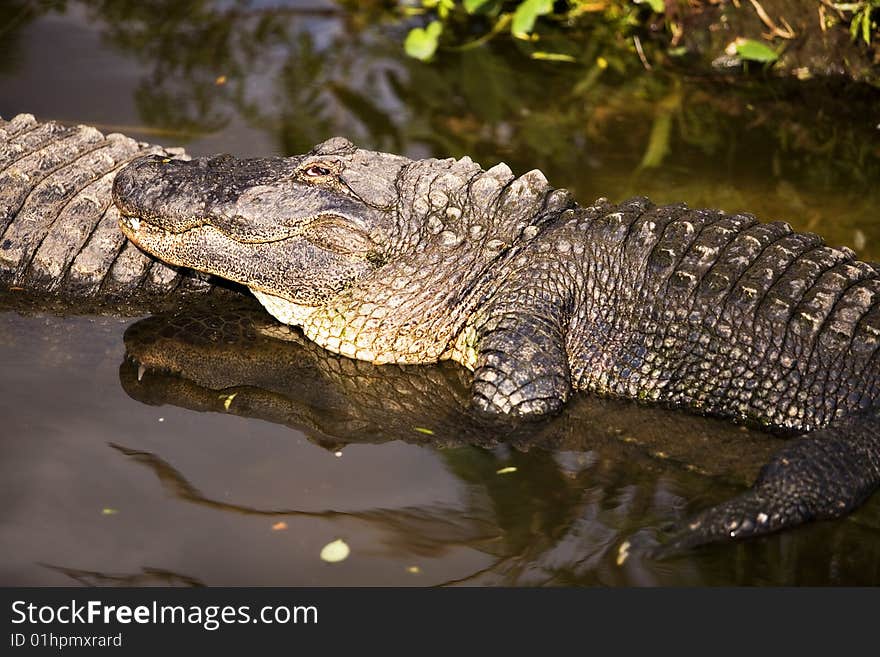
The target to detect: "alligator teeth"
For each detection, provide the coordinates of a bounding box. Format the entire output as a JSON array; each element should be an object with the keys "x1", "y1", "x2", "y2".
[{"x1": 137, "y1": 364, "x2": 146, "y2": 381}]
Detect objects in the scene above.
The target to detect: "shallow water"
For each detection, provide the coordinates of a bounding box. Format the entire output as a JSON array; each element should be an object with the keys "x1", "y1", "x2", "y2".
[{"x1": 1, "y1": 1, "x2": 880, "y2": 586}]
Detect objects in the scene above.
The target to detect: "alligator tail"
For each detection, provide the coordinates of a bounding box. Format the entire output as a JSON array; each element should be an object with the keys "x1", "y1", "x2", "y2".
[{"x1": 0, "y1": 113, "x2": 213, "y2": 308}]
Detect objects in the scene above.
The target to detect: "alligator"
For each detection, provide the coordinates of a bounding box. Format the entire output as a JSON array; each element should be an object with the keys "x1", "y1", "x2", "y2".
[
  {"x1": 3, "y1": 114, "x2": 880, "y2": 552},
  {"x1": 0, "y1": 113, "x2": 217, "y2": 311}
]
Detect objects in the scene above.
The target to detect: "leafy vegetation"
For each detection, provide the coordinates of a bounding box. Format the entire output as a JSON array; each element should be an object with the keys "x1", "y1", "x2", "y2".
[
  {"x1": 733, "y1": 38, "x2": 780, "y2": 64},
  {"x1": 403, "y1": 0, "x2": 665, "y2": 64},
  {"x1": 840, "y1": 0, "x2": 880, "y2": 44},
  {"x1": 397, "y1": 0, "x2": 880, "y2": 86}
]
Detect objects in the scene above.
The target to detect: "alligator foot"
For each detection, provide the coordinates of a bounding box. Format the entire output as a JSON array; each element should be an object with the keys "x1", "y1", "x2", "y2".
[
  {"x1": 470, "y1": 301, "x2": 571, "y2": 421},
  {"x1": 653, "y1": 413, "x2": 880, "y2": 557}
]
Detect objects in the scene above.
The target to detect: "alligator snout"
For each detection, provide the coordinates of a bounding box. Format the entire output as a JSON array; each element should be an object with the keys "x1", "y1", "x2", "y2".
[
  {"x1": 113, "y1": 154, "x2": 212, "y2": 233},
  {"x1": 113, "y1": 153, "x2": 299, "y2": 235}
]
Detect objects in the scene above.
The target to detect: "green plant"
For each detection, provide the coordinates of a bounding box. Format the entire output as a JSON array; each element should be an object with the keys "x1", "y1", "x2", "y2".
[
  {"x1": 835, "y1": 1, "x2": 880, "y2": 44},
  {"x1": 401, "y1": 1, "x2": 666, "y2": 62}
]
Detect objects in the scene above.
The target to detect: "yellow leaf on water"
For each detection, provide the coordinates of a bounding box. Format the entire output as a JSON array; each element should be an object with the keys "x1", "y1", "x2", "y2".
[
  {"x1": 320, "y1": 539, "x2": 350, "y2": 563},
  {"x1": 101, "y1": 508, "x2": 118, "y2": 515},
  {"x1": 221, "y1": 393, "x2": 237, "y2": 411},
  {"x1": 271, "y1": 521, "x2": 288, "y2": 531},
  {"x1": 406, "y1": 565, "x2": 421, "y2": 574},
  {"x1": 616, "y1": 540, "x2": 631, "y2": 566},
  {"x1": 215, "y1": 75, "x2": 227, "y2": 85},
  {"x1": 413, "y1": 426, "x2": 435, "y2": 435},
  {"x1": 496, "y1": 466, "x2": 518, "y2": 475}
]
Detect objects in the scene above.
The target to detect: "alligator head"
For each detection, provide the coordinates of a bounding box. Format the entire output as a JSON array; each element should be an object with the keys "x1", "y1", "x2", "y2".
[{"x1": 113, "y1": 138, "x2": 572, "y2": 365}]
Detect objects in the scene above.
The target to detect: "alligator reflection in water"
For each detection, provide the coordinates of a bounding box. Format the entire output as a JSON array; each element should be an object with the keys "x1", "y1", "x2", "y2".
[
  {"x1": 40, "y1": 563, "x2": 204, "y2": 588},
  {"x1": 116, "y1": 298, "x2": 880, "y2": 585}
]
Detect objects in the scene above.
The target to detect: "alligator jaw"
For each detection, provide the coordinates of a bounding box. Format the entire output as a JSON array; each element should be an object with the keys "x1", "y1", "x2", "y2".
[
  {"x1": 117, "y1": 213, "x2": 202, "y2": 267},
  {"x1": 249, "y1": 290, "x2": 316, "y2": 326},
  {"x1": 119, "y1": 212, "x2": 323, "y2": 327}
]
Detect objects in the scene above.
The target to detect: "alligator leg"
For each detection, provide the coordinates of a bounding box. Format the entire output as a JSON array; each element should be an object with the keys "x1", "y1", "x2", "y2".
[
  {"x1": 657, "y1": 411, "x2": 880, "y2": 555},
  {"x1": 470, "y1": 301, "x2": 571, "y2": 420}
]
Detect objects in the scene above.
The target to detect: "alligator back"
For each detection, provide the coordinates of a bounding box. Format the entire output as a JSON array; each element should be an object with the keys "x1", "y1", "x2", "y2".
[{"x1": 558, "y1": 197, "x2": 880, "y2": 433}]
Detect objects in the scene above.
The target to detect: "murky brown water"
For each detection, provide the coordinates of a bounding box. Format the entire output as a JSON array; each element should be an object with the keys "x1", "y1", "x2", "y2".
[{"x1": 2, "y1": 1, "x2": 880, "y2": 586}]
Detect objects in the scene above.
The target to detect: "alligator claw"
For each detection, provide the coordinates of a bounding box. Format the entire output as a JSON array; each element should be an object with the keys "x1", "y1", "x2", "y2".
[{"x1": 651, "y1": 488, "x2": 784, "y2": 559}]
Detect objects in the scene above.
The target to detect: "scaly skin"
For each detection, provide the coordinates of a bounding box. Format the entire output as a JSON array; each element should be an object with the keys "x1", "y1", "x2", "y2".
[
  {"x1": 0, "y1": 114, "x2": 213, "y2": 304},
  {"x1": 3, "y1": 115, "x2": 878, "y2": 551},
  {"x1": 111, "y1": 135, "x2": 880, "y2": 551}
]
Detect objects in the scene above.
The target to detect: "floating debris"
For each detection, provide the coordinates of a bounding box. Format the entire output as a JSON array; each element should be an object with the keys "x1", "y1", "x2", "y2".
[
  {"x1": 215, "y1": 75, "x2": 227, "y2": 86},
  {"x1": 271, "y1": 521, "x2": 288, "y2": 531},
  {"x1": 101, "y1": 508, "x2": 118, "y2": 516},
  {"x1": 616, "y1": 540, "x2": 631, "y2": 566},
  {"x1": 413, "y1": 426, "x2": 435, "y2": 435},
  {"x1": 320, "y1": 539, "x2": 350, "y2": 563},
  {"x1": 406, "y1": 566, "x2": 421, "y2": 575},
  {"x1": 221, "y1": 392, "x2": 237, "y2": 411},
  {"x1": 334, "y1": 451, "x2": 343, "y2": 458},
  {"x1": 496, "y1": 466, "x2": 518, "y2": 475}
]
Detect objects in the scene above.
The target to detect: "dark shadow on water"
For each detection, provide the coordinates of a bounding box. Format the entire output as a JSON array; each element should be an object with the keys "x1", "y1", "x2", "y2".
[{"x1": 109, "y1": 297, "x2": 880, "y2": 586}]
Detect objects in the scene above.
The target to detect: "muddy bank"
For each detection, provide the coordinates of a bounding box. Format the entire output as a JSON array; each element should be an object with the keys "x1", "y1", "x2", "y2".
[{"x1": 675, "y1": 0, "x2": 880, "y2": 86}]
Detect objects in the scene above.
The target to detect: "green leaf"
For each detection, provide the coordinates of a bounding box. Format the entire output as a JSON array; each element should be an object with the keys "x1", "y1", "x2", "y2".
[
  {"x1": 404, "y1": 21, "x2": 443, "y2": 61},
  {"x1": 734, "y1": 38, "x2": 779, "y2": 63},
  {"x1": 464, "y1": 0, "x2": 493, "y2": 13},
  {"x1": 511, "y1": 0, "x2": 554, "y2": 38},
  {"x1": 437, "y1": 0, "x2": 454, "y2": 20}
]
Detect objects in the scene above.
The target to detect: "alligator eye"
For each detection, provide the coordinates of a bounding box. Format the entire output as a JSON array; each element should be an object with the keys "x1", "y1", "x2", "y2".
[{"x1": 303, "y1": 164, "x2": 333, "y2": 178}]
